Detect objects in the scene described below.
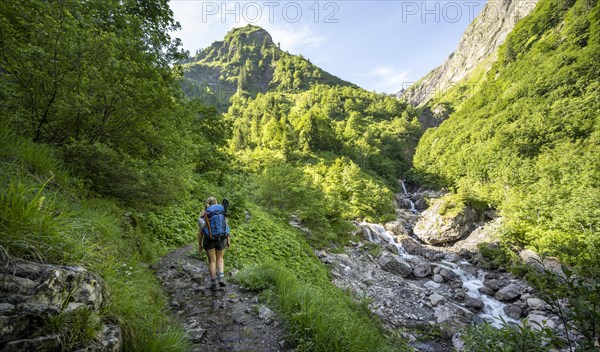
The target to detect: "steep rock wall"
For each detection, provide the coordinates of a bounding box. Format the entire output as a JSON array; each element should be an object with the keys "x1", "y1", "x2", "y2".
[{"x1": 402, "y1": 0, "x2": 539, "y2": 107}]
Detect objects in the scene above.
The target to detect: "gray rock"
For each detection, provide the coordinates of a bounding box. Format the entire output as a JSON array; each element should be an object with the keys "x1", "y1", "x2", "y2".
[
  {"x1": 464, "y1": 297, "x2": 484, "y2": 311},
  {"x1": 378, "y1": 252, "x2": 412, "y2": 277},
  {"x1": 385, "y1": 221, "x2": 410, "y2": 237},
  {"x1": 527, "y1": 298, "x2": 547, "y2": 311},
  {"x1": 413, "y1": 262, "x2": 432, "y2": 278},
  {"x1": 258, "y1": 305, "x2": 275, "y2": 324},
  {"x1": 519, "y1": 249, "x2": 565, "y2": 277},
  {"x1": 413, "y1": 197, "x2": 482, "y2": 245},
  {"x1": 527, "y1": 314, "x2": 556, "y2": 331},
  {"x1": 424, "y1": 281, "x2": 441, "y2": 290},
  {"x1": 495, "y1": 283, "x2": 521, "y2": 302},
  {"x1": 452, "y1": 333, "x2": 465, "y2": 351},
  {"x1": 433, "y1": 274, "x2": 444, "y2": 283},
  {"x1": 483, "y1": 279, "x2": 502, "y2": 292},
  {"x1": 0, "y1": 254, "x2": 120, "y2": 351},
  {"x1": 182, "y1": 263, "x2": 202, "y2": 275},
  {"x1": 503, "y1": 304, "x2": 522, "y2": 319},
  {"x1": 478, "y1": 286, "x2": 495, "y2": 296},
  {"x1": 402, "y1": 0, "x2": 539, "y2": 108},
  {"x1": 188, "y1": 327, "x2": 206, "y2": 343},
  {"x1": 519, "y1": 249, "x2": 544, "y2": 272},
  {"x1": 434, "y1": 303, "x2": 473, "y2": 324},
  {"x1": 430, "y1": 294, "x2": 445, "y2": 306},
  {"x1": 440, "y1": 268, "x2": 458, "y2": 281}
]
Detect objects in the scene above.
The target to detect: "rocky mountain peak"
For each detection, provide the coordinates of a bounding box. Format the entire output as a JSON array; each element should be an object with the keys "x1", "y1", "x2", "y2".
[
  {"x1": 224, "y1": 24, "x2": 275, "y2": 47},
  {"x1": 402, "y1": 0, "x2": 539, "y2": 107}
]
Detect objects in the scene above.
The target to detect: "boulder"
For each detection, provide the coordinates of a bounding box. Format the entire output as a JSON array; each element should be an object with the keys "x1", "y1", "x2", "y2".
[
  {"x1": 0, "y1": 251, "x2": 121, "y2": 351},
  {"x1": 429, "y1": 294, "x2": 445, "y2": 306},
  {"x1": 396, "y1": 235, "x2": 423, "y2": 256},
  {"x1": 519, "y1": 249, "x2": 544, "y2": 272},
  {"x1": 434, "y1": 303, "x2": 473, "y2": 324},
  {"x1": 433, "y1": 274, "x2": 444, "y2": 283},
  {"x1": 483, "y1": 279, "x2": 502, "y2": 292},
  {"x1": 413, "y1": 262, "x2": 432, "y2": 278},
  {"x1": 478, "y1": 286, "x2": 495, "y2": 296},
  {"x1": 377, "y1": 252, "x2": 412, "y2": 277},
  {"x1": 258, "y1": 305, "x2": 275, "y2": 325},
  {"x1": 527, "y1": 314, "x2": 556, "y2": 331},
  {"x1": 440, "y1": 268, "x2": 458, "y2": 281},
  {"x1": 464, "y1": 297, "x2": 484, "y2": 311},
  {"x1": 384, "y1": 221, "x2": 410, "y2": 237},
  {"x1": 452, "y1": 333, "x2": 465, "y2": 351},
  {"x1": 495, "y1": 283, "x2": 521, "y2": 302},
  {"x1": 503, "y1": 304, "x2": 522, "y2": 319},
  {"x1": 413, "y1": 197, "x2": 481, "y2": 245},
  {"x1": 424, "y1": 281, "x2": 441, "y2": 290},
  {"x1": 519, "y1": 249, "x2": 566, "y2": 277},
  {"x1": 526, "y1": 298, "x2": 547, "y2": 311}
]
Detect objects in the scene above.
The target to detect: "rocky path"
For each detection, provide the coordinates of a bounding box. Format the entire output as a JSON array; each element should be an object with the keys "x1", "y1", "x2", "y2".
[{"x1": 153, "y1": 245, "x2": 289, "y2": 352}]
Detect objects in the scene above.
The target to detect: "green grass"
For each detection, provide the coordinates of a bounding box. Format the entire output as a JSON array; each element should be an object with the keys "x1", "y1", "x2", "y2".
[
  {"x1": 0, "y1": 128, "x2": 189, "y2": 351},
  {"x1": 237, "y1": 263, "x2": 410, "y2": 352}
]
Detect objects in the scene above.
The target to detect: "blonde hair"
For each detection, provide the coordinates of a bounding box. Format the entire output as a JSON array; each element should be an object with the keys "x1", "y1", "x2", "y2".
[{"x1": 206, "y1": 196, "x2": 217, "y2": 206}]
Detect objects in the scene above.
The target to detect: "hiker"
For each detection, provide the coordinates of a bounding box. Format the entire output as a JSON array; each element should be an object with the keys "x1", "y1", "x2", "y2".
[{"x1": 198, "y1": 196, "x2": 231, "y2": 291}]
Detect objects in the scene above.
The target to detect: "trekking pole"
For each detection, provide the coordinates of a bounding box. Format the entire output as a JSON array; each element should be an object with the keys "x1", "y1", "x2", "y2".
[{"x1": 222, "y1": 198, "x2": 229, "y2": 217}]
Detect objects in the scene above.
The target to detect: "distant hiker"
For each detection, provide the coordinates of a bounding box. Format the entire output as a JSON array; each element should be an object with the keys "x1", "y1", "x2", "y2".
[{"x1": 198, "y1": 196, "x2": 231, "y2": 292}]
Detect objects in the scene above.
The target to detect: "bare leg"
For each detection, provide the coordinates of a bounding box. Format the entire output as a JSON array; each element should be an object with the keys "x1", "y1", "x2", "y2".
[
  {"x1": 206, "y1": 248, "x2": 217, "y2": 279},
  {"x1": 216, "y1": 249, "x2": 225, "y2": 275}
]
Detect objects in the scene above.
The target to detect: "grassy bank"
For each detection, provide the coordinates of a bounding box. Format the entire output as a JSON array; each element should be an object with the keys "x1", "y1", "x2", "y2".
[{"x1": 0, "y1": 127, "x2": 189, "y2": 351}]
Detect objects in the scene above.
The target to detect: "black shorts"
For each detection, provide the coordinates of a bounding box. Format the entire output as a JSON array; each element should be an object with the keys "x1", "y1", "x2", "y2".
[{"x1": 203, "y1": 236, "x2": 227, "y2": 251}]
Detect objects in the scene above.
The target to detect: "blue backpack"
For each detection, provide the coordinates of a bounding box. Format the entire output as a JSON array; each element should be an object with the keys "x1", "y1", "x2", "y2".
[{"x1": 202, "y1": 204, "x2": 230, "y2": 240}]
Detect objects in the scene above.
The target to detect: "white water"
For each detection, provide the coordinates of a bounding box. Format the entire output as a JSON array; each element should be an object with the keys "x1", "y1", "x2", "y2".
[
  {"x1": 400, "y1": 180, "x2": 418, "y2": 214},
  {"x1": 359, "y1": 221, "x2": 518, "y2": 328},
  {"x1": 359, "y1": 222, "x2": 415, "y2": 260},
  {"x1": 437, "y1": 261, "x2": 519, "y2": 327}
]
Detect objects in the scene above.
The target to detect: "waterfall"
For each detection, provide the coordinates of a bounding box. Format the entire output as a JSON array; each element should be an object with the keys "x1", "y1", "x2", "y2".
[
  {"x1": 401, "y1": 180, "x2": 409, "y2": 195},
  {"x1": 359, "y1": 222, "x2": 415, "y2": 259},
  {"x1": 400, "y1": 180, "x2": 418, "y2": 214}
]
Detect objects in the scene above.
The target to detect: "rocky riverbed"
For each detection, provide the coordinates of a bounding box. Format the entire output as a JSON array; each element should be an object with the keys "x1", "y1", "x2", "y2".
[{"x1": 314, "y1": 184, "x2": 563, "y2": 351}]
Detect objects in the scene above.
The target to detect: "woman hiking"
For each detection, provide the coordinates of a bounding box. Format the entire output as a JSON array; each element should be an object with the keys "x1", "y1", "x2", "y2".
[{"x1": 198, "y1": 196, "x2": 231, "y2": 291}]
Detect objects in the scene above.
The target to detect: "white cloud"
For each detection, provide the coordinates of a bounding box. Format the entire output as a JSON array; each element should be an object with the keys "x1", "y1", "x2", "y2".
[
  {"x1": 361, "y1": 66, "x2": 413, "y2": 93},
  {"x1": 266, "y1": 25, "x2": 325, "y2": 54}
]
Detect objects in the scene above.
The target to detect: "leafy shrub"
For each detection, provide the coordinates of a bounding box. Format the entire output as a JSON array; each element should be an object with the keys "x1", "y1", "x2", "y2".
[
  {"x1": 462, "y1": 320, "x2": 561, "y2": 352},
  {"x1": 530, "y1": 265, "x2": 600, "y2": 351}
]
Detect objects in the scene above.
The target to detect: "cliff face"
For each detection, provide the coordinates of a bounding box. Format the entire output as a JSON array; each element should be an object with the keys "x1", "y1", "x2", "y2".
[{"x1": 402, "y1": 0, "x2": 539, "y2": 107}]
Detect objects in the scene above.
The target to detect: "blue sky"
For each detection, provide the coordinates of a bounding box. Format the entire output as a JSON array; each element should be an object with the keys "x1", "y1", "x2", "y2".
[{"x1": 170, "y1": 0, "x2": 487, "y2": 93}]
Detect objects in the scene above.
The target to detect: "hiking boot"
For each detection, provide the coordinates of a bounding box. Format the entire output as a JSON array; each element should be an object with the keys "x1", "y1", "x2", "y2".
[
  {"x1": 217, "y1": 272, "x2": 226, "y2": 287},
  {"x1": 209, "y1": 279, "x2": 217, "y2": 292}
]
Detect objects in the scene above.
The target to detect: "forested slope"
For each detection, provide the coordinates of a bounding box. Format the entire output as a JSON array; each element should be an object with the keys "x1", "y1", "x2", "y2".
[
  {"x1": 413, "y1": 0, "x2": 600, "y2": 266},
  {"x1": 181, "y1": 24, "x2": 356, "y2": 110},
  {"x1": 0, "y1": 3, "x2": 419, "y2": 351}
]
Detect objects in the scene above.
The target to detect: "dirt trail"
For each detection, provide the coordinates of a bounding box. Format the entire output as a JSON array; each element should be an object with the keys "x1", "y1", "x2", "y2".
[{"x1": 153, "y1": 244, "x2": 290, "y2": 352}]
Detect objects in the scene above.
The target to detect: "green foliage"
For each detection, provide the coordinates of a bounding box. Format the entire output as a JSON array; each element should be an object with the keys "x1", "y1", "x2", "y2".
[
  {"x1": 0, "y1": 130, "x2": 188, "y2": 351},
  {"x1": 227, "y1": 204, "x2": 328, "y2": 280},
  {"x1": 227, "y1": 85, "x2": 420, "y2": 184},
  {"x1": 45, "y1": 308, "x2": 102, "y2": 350},
  {"x1": 237, "y1": 264, "x2": 410, "y2": 352},
  {"x1": 413, "y1": 0, "x2": 600, "y2": 265},
  {"x1": 0, "y1": 0, "x2": 200, "y2": 207},
  {"x1": 462, "y1": 320, "x2": 561, "y2": 352},
  {"x1": 304, "y1": 157, "x2": 396, "y2": 222},
  {"x1": 182, "y1": 25, "x2": 354, "y2": 109},
  {"x1": 225, "y1": 84, "x2": 420, "y2": 228},
  {"x1": 529, "y1": 265, "x2": 600, "y2": 351}
]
